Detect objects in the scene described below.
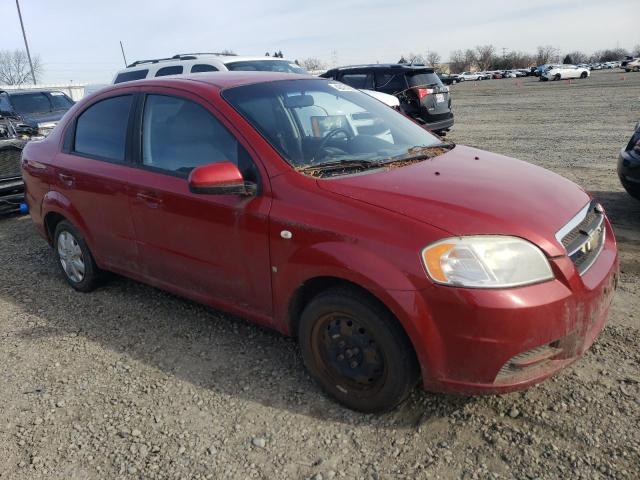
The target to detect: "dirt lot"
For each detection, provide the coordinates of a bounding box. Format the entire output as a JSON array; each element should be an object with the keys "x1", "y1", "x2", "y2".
[{"x1": 1, "y1": 69, "x2": 639, "y2": 479}]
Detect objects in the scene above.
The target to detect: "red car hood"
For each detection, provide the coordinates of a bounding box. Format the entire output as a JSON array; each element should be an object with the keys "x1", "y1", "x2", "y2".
[{"x1": 316, "y1": 145, "x2": 590, "y2": 257}]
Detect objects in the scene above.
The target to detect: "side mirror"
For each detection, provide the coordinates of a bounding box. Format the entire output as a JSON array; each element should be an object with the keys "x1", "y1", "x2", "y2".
[{"x1": 188, "y1": 161, "x2": 256, "y2": 196}]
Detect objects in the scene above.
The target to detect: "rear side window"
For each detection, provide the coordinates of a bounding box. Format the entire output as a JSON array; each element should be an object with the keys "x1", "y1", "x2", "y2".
[
  {"x1": 49, "y1": 92, "x2": 74, "y2": 110},
  {"x1": 74, "y1": 95, "x2": 132, "y2": 162},
  {"x1": 225, "y1": 60, "x2": 307, "y2": 74},
  {"x1": 113, "y1": 70, "x2": 148, "y2": 83},
  {"x1": 191, "y1": 64, "x2": 218, "y2": 73},
  {"x1": 141, "y1": 95, "x2": 251, "y2": 177},
  {"x1": 374, "y1": 72, "x2": 407, "y2": 94},
  {"x1": 339, "y1": 73, "x2": 374, "y2": 90},
  {"x1": 155, "y1": 66, "x2": 183, "y2": 77}
]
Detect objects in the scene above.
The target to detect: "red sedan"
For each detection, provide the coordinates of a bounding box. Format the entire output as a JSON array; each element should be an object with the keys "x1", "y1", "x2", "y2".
[{"x1": 21, "y1": 73, "x2": 618, "y2": 412}]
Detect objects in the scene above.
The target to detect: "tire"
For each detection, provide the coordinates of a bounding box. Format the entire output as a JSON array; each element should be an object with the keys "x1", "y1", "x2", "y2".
[
  {"x1": 298, "y1": 287, "x2": 420, "y2": 413},
  {"x1": 554, "y1": 74, "x2": 561, "y2": 81},
  {"x1": 53, "y1": 220, "x2": 102, "y2": 292},
  {"x1": 580, "y1": 71, "x2": 588, "y2": 79},
  {"x1": 621, "y1": 179, "x2": 640, "y2": 201}
]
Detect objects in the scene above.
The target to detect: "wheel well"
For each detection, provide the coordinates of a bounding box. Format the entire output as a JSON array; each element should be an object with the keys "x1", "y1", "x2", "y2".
[
  {"x1": 43, "y1": 212, "x2": 67, "y2": 244},
  {"x1": 288, "y1": 276, "x2": 395, "y2": 337}
]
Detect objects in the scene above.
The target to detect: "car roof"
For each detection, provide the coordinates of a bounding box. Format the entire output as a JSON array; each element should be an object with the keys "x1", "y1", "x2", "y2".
[
  {"x1": 0, "y1": 89, "x2": 65, "y2": 95},
  {"x1": 327, "y1": 64, "x2": 435, "y2": 72},
  {"x1": 109, "y1": 71, "x2": 321, "y2": 90},
  {"x1": 123, "y1": 54, "x2": 298, "y2": 70}
]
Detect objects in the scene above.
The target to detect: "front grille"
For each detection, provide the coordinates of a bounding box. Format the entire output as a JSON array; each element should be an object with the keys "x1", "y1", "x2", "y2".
[
  {"x1": 0, "y1": 146, "x2": 23, "y2": 180},
  {"x1": 557, "y1": 201, "x2": 605, "y2": 275}
]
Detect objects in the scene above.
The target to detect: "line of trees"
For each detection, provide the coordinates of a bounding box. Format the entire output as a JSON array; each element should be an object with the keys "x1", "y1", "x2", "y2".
[{"x1": 400, "y1": 44, "x2": 640, "y2": 73}]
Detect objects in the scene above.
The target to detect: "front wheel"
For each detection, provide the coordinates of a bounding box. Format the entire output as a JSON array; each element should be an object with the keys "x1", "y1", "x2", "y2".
[
  {"x1": 298, "y1": 288, "x2": 420, "y2": 413},
  {"x1": 621, "y1": 179, "x2": 640, "y2": 201},
  {"x1": 580, "y1": 71, "x2": 588, "y2": 79},
  {"x1": 554, "y1": 73, "x2": 561, "y2": 81},
  {"x1": 54, "y1": 220, "x2": 102, "y2": 292}
]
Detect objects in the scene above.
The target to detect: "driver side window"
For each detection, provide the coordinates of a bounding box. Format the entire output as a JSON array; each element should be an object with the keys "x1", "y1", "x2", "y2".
[{"x1": 141, "y1": 94, "x2": 257, "y2": 182}]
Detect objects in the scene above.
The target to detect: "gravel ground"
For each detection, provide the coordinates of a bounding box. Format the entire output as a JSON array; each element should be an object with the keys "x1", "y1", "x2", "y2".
[{"x1": 1, "y1": 69, "x2": 639, "y2": 479}]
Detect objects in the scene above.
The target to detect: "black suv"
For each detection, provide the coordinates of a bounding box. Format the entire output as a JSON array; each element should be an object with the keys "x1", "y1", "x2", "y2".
[
  {"x1": 321, "y1": 64, "x2": 454, "y2": 133},
  {"x1": 0, "y1": 89, "x2": 75, "y2": 137},
  {"x1": 0, "y1": 89, "x2": 74, "y2": 214}
]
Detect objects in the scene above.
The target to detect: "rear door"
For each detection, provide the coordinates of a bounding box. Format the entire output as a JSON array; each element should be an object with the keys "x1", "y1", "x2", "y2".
[
  {"x1": 53, "y1": 91, "x2": 139, "y2": 273},
  {"x1": 127, "y1": 88, "x2": 273, "y2": 320}
]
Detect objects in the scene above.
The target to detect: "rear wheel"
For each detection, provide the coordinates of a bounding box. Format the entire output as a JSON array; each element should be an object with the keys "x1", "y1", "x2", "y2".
[
  {"x1": 54, "y1": 221, "x2": 101, "y2": 292},
  {"x1": 298, "y1": 288, "x2": 420, "y2": 413}
]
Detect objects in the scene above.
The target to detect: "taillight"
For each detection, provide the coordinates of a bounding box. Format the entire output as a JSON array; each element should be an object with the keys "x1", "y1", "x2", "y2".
[{"x1": 416, "y1": 88, "x2": 434, "y2": 99}]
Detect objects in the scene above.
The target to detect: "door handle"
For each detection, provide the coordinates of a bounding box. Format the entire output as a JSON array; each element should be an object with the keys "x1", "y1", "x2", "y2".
[
  {"x1": 58, "y1": 172, "x2": 75, "y2": 187},
  {"x1": 136, "y1": 191, "x2": 162, "y2": 208}
]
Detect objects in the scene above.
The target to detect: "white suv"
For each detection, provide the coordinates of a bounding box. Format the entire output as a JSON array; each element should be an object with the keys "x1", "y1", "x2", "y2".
[
  {"x1": 112, "y1": 53, "x2": 307, "y2": 83},
  {"x1": 111, "y1": 52, "x2": 401, "y2": 109},
  {"x1": 541, "y1": 64, "x2": 590, "y2": 81}
]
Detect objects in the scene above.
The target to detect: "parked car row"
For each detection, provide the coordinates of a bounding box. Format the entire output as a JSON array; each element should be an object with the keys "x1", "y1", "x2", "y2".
[{"x1": 455, "y1": 69, "x2": 530, "y2": 81}]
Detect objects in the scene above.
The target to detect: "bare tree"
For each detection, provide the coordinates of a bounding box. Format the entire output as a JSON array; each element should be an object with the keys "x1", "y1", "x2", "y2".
[
  {"x1": 449, "y1": 50, "x2": 465, "y2": 73},
  {"x1": 633, "y1": 44, "x2": 640, "y2": 57},
  {"x1": 406, "y1": 53, "x2": 424, "y2": 64},
  {"x1": 593, "y1": 48, "x2": 629, "y2": 62},
  {"x1": 564, "y1": 51, "x2": 588, "y2": 64},
  {"x1": 464, "y1": 49, "x2": 477, "y2": 70},
  {"x1": 536, "y1": 45, "x2": 555, "y2": 65},
  {"x1": 0, "y1": 49, "x2": 42, "y2": 85},
  {"x1": 301, "y1": 57, "x2": 326, "y2": 71},
  {"x1": 218, "y1": 49, "x2": 237, "y2": 56},
  {"x1": 475, "y1": 45, "x2": 495, "y2": 71},
  {"x1": 425, "y1": 51, "x2": 441, "y2": 68}
]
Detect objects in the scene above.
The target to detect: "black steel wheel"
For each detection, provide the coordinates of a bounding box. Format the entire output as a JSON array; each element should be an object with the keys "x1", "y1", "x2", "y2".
[{"x1": 298, "y1": 287, "x2": 419, "y2": 412}]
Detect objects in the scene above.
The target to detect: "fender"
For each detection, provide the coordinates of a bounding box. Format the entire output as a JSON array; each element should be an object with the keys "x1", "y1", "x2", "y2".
[
  {"x1": 272, "y1": 241, "x2": 441, "y2": 371},
  {"x1": 41, "y1": 190, "x2": 95, "y2": 251}
]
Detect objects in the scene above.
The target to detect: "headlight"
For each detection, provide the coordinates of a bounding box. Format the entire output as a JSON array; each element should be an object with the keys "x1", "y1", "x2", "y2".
[{"x1": 421, "y1": 236, "x2": 554, "y2": 288}]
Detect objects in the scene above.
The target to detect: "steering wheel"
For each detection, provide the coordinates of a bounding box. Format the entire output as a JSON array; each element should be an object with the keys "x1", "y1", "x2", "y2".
[{"x1": 312, "y1": 128, "x2": 353, "y2": 162}]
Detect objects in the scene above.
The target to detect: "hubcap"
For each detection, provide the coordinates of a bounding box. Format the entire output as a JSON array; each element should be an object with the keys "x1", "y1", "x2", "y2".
[
  {"x1": 313, "y1": 314, "x2": 386, "y2": 391},
  {"x1": 57, "y1": 231, "x2": 85, "y2": 283}
]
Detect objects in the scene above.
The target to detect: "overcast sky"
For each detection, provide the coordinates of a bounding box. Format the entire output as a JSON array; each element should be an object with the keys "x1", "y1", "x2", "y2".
[{"x1": 1, "y1": 0, "x2": 637, "y2": 84}]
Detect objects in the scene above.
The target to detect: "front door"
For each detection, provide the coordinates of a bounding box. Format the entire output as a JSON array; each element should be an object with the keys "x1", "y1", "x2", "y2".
[{"x1": 128, "y1": 91, "x2": 273, "y2": 319}]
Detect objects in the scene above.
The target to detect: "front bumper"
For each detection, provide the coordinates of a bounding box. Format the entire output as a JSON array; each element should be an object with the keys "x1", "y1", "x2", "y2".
[
  {"x1": 387, "y1": 217, "x2": 618, "y2": 394},
  {"x1": 0, "y1": 176, "x2": 25, "y2": 214},
  {"x1": 618, "y1": 147, "x2": 640, "y2": 185}
]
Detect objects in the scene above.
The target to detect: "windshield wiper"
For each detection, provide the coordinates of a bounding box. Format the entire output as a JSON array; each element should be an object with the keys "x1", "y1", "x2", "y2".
[
  {"x1": 379, "y1": 143, "x2": 455, "y2": 164},
  {"x1": 297, "y1": 158, "x2": 382, "y2": 173}
]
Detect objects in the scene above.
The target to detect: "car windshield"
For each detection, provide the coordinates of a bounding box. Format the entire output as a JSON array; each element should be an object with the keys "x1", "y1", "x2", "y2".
[
  {"x1": 9, "y1": 93, "x2": 52, "y2": 115},
  {"x1": 225, "y1": 60, "x2": 307, "y2": 74},
  {"x1": 223, "y1": 79, "x2": 446, "y2": 175}
]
